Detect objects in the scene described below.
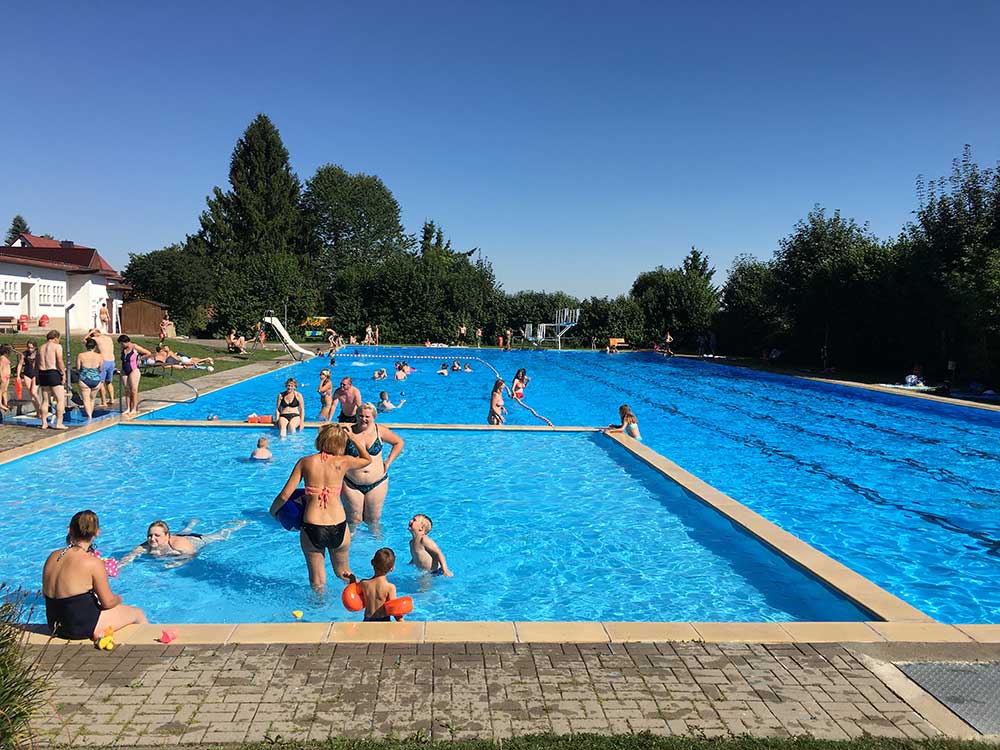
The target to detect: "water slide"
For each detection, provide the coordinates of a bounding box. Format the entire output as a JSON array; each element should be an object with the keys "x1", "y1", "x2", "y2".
[{"x1": 263, "y1": 317, "x2": 314, "y2": 359}]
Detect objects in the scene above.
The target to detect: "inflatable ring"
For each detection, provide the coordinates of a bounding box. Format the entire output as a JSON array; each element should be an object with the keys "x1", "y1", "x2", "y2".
[
  {"x1": 341, "y1": 582, "x2": 365, "y2": 612},
  {"x1": 383, "y1": 596, "x2": 413, "y2": 618},
  {"x1": 275, "y1": 488, "x2": 306, "y2": 531}
]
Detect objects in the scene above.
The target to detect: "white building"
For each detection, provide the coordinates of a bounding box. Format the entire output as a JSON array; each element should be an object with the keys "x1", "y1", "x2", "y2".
[{"x1": 0, "y1": 233, "x2": 127, "y2": 333}]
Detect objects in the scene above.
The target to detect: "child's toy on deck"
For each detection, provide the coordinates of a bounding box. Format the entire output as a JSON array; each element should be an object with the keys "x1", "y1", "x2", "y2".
[
  {"x1": 96, "y1": 627, "x2": 115, "y2": 650},
  {"x1": 158, "y1": 629, "x2": 179, "y2": 644}
]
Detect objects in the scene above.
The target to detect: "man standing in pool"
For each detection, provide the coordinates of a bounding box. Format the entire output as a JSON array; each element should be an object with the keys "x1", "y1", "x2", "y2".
[{"x1": 331, "y1": 376, "x2": 363, "y2": 424}]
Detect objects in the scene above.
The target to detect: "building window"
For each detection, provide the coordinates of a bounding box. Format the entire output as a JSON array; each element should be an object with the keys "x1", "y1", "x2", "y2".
[
  {"x1": 39, "y1": 284, "x2": 51, "y2": 305},
  {"x1": 53, "y1": 284, "x2": 65, "y2": 305},
  {"x1": 2, "y1": 280, "x2": 17, "y2": 304}
]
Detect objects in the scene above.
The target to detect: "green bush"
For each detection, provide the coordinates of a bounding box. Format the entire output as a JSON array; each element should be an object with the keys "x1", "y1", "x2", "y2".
[{"x1": 0, "y1": 585, "x2": 48, "y2": 749}]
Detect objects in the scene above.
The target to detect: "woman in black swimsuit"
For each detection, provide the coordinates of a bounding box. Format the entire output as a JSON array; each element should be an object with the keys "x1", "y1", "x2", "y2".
[
  {"x1": 269, "y1": 424, "x2": 372, "y2": 593},
  {"x1": 16, "y1": 340, "x2": 38, "y2": 400},
  {"x1": 274, "y1": 378, "x2": 306, "y2": 437},
  {"x1": 41, "y1": 510, "x2": 147, "y2": 640}
]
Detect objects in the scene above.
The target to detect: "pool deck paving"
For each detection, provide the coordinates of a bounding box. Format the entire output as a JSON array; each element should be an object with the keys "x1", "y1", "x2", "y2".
[{"x1": 27, "y1": 637, "x2": 989, "y2": 746}]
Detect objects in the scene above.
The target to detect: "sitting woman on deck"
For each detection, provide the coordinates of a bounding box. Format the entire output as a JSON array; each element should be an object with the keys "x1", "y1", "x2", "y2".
[
  {"x1": 42, "y1": 510, "x2": 147, "y2": 640},
  {"x1": 269, "y1": 424, "x2": 372, "y2": 592},
  {"x1": 226, "y1": 329, "x2": 248, "y2": 354},
  {"x1": 275, "y1": 378, "x2": 306, "y2": 437}
]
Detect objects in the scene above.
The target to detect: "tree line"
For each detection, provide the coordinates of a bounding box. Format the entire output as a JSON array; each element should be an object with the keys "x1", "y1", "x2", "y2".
[{"x1": 118, "y1": 116, "x2": 1000, "y2": 383}]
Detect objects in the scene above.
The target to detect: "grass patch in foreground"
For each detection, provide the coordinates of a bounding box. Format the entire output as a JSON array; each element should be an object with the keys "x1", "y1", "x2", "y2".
[
  {"x1": 0, "y1": 585, "x2": 48, "y2": 749},
  {"x1": 81, "y1": 736, "x2": 986, "y2": 750}
]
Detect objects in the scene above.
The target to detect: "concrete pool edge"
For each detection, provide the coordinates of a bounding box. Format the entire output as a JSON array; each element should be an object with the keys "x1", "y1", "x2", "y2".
[
  {"x1": 604, "y1": 432, "x2": 933, "y2": 624},
  {"x1": 21, "y1": 620, "x2": 990, "y2": 647}
]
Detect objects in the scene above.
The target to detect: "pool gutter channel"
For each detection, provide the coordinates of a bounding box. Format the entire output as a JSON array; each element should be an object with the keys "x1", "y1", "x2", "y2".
[{"x1": 11, "y1": 367, "x2": 986, "y2": 648}]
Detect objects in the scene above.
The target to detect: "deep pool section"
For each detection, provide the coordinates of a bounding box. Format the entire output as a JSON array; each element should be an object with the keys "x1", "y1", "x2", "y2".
[
  {"x1": 1, "y1": 425, "x2": 868, "y2": 624},
  {"x1": 142, "y1": 347, "x2": 1000, "y2": 623}
]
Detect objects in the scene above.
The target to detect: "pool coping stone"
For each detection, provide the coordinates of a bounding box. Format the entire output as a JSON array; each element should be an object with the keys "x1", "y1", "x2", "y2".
[{"x1": 23, "y1": 619, "x2": 992, "y2": 646}]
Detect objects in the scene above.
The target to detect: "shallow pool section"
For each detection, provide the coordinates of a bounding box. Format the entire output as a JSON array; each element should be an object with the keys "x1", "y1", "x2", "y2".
[
  {"x1": 141, "y1": 347, "x2": 1000, "y2": 624},
  {"x1": 2, "y1": 425, "x2": 868, "y2": 624}
]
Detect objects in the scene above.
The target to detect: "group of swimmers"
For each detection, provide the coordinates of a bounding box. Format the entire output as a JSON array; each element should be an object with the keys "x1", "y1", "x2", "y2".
[
  {"x1": 436, "y1": 360, "x2": 474, "y2": 376},
  {"x1": 266, "y1": 421, "x2": 450, "y2": 620}
]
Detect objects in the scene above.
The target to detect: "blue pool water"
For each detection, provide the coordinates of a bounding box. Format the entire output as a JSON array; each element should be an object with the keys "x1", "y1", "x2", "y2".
[
  {"x1": 0, "y1": 426, "x2": 867, "y2": 624},
  {"x1": 141, "y1": 347, "x2": 1000, "y2": 623}
]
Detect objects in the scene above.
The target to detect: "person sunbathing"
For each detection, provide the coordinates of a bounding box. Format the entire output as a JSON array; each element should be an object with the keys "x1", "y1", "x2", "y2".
[{"x1": 153, "y1": 345, "x2": 215, "y2": 369}]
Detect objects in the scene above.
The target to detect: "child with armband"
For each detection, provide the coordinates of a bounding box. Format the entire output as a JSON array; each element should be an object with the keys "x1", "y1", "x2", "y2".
[
  {"x1": 408, "y1": 514, "x2": 453, "y2": 576},
  {"x1": 357, "y1": 548, "x2": 402, "y2": 621}
]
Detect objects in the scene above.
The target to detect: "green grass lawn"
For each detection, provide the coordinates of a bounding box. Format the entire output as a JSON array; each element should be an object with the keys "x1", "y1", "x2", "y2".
[{"x1": 0, "y1": 334, "x2": 286, "y2": 394}]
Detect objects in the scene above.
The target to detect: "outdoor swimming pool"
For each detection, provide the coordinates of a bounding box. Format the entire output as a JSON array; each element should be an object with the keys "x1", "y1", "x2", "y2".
[
  {"x1": 1, "y1": 426, "x2": 868, "y2": 624},
  {"x1": 142, "y1": 347, "x2": 1000, "y2": 623}
]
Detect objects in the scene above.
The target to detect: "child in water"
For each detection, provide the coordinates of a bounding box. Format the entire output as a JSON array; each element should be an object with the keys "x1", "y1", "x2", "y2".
[
  {"x1": 357, "y1": 548, "x2": 402, "y2": 621},
  {"x1": 408, "y1": 514, "x2": 453, "y2": 576},
  {"x1": 250, "y1": 436, "x2": 272, "y2": 460},
  {"x1": 377, "y1": 391, "x2": 406, "y2": 412}
]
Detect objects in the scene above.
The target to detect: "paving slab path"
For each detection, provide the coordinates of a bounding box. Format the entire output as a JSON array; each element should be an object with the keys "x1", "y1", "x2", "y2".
[{"x1": 26, "y1": 641, "x2": 965, "y2": 746}]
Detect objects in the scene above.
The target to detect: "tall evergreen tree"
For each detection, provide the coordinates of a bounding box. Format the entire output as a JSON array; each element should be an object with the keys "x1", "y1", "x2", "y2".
[
  {"x1": 193, "y1": 114, "x2": 311, "y2": 332},
  {"x1": 5, "y1": 215, "x2": 30, "y2": 244}
]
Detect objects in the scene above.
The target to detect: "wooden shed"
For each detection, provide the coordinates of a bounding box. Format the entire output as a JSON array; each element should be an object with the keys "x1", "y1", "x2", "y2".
[{"x1": 121, "y1": 299, "x2": 168, "y2": 337}]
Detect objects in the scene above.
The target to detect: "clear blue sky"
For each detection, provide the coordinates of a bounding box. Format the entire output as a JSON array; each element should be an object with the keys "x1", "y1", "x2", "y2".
[{"x1": 2, "y1": 1, "x2": 998, "y2": 298}]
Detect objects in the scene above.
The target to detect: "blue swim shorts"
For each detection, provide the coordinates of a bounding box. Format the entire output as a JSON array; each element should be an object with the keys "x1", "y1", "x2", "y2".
[{"x1": 100, "y1": 360, "x2": 115, "y2": 384}]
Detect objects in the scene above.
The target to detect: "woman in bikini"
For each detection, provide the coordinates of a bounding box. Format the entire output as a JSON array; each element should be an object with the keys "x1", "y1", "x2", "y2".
[
  {"x1": 342, "y1": 403, "x2": 404, "y2": 528},
  {"x1": 75, "y1": 337, "x2": 105, "y2": 419},
  {"x1": 41, "y1": 510, "x2": 147, "y2": 640},
  {"x1": 511, "y1": 368, "x2": 530, "y2": 399},
  {"x1": 275, "y1": 378, "x2": 306, "y2": 437},
  {"x1": 488, "y1": 378, "x2": 507, "y2": 425},
  {"x1": 119, "y1": 519, "x2": 249, "y2": 569},
  {"x1": 317, "y1": 369, "x2": 334, "y2": 421},
  {"x1": 270, "y1": 424, "x2": 372, "y2": 593}
]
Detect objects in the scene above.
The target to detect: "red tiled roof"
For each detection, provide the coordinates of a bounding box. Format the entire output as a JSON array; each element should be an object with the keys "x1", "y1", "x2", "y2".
[
  {"x1": 4, "y1": 234, "x2": 120, "y2": 279},
  {"x1": 0, "y1": 253, "x2": 88, "y2": 273},
  {"x1": 18, "y1": 233, "x2": 95, "y2": 251},
  {"x1": 0, "y1": 248, "x2": 121, "y2": 279}
]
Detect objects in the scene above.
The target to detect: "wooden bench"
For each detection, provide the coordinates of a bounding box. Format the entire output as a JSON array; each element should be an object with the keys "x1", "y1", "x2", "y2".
[
  {"x1": 0, "y1": 316, "x2": 17, "y2": 334},
  {"x1": 608, "y1": 337, "x2": 630, "y2": 350}
]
